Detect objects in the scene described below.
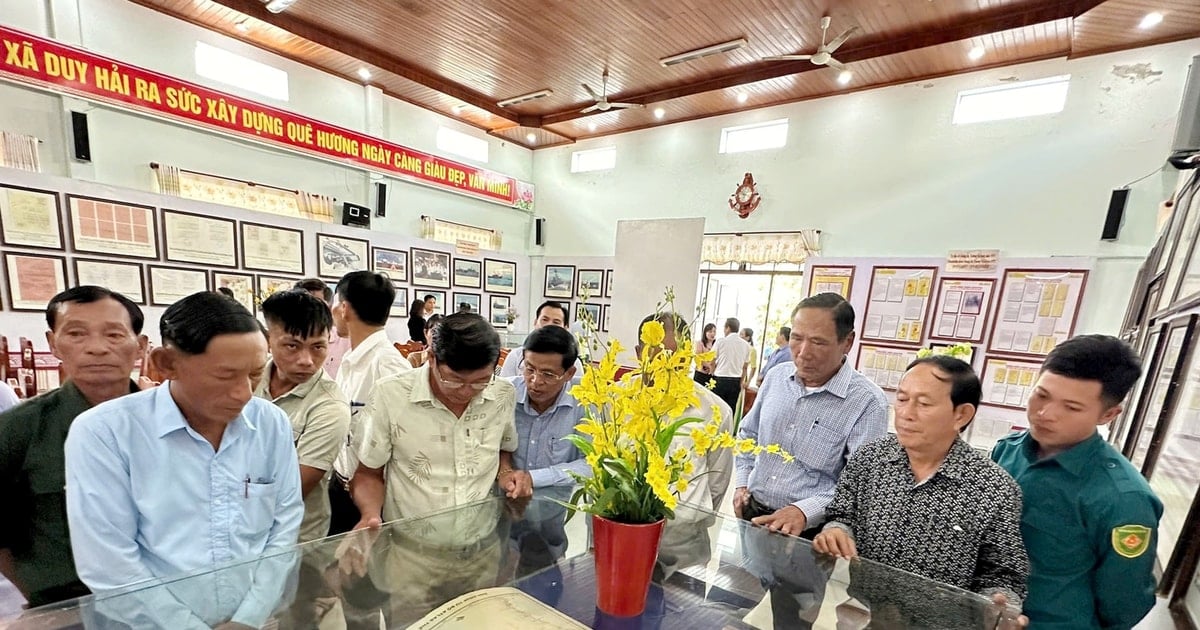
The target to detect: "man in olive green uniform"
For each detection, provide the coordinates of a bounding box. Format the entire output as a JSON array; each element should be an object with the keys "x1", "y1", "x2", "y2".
[
  {"x1": 0, "y1": 287, "x2": 147, "y2": 607},
  {"x1": 992, "y1": 334, "x2": 1162, "y2": 629}
]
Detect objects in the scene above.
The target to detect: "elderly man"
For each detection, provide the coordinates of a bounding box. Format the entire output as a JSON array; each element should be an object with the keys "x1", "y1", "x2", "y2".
[
  {"x1": 814, "y1": 356, "x2": 1028, "y2": 623},
  {"x1": 992, "y1": 335, "x2": 1161, "y2": 630},
  {"x1": 499, "y1": 300, "x2": 582, "y2": 378},
  {"x1": 0, "y1": 287, "x2": 146, "y2": 608},
  {"x1": 66, "y1": 291, "x2": 303, "y2": 628}
]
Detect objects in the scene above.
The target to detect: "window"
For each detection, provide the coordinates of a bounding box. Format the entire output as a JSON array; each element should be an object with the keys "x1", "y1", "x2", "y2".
[
  {"x1": 436, "y1": 127, "x2": 489, "y2": 163},
  {"x1": 719, "y1": 119, "x2": 788, "y2": 154},
  {"x1": 953, "y1": 75, "x2": 1070, "y2": 125},
  {"x1": 571, "y1": 146, "x2": 616, "y2": 173},
  {"x1": 194, "y1": 42, "x2": 289, "y2": 102}
]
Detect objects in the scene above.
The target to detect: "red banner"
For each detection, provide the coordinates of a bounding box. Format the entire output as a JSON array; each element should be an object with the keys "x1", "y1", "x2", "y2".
[{"x1": 0, "y1": 25, "x2": 533, "y2": 208}]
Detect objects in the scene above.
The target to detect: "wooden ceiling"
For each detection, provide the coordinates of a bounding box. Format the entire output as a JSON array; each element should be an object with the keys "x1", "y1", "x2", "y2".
[{"x1": 128, "y1": 0, "x2": 1200, "y2": 149}]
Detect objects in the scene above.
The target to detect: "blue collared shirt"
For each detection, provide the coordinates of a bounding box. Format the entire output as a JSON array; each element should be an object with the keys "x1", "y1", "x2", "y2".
[
  {"x1": 65, "y1": 383, "x2": 303, "y2": 627},
  {"x1": 507, "y1": 376, "x2": 590, "y2": 499},
  {"x1": 761, "y1": 345, "x2": 791, "y2": 378},
  {"x1": 735, "y1": 358, "x2": 888, "y2": 525}
]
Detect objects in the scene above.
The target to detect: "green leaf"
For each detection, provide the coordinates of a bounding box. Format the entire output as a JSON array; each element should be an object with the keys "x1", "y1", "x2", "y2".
[
  {"x1": 657, "y1": 415, "x2": 704, "y2": 454},
  {"x1": 562, "y1": 434, "x2": 594, "y2": 455}
]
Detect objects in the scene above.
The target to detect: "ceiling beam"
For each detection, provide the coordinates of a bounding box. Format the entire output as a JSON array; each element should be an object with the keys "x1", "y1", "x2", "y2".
[
  {"x1": 540, "y1": 0, "x2": 1105, "y2": 126},
  {"x1": 206, "y1": 0, "x2": 519, "y2": 124}
]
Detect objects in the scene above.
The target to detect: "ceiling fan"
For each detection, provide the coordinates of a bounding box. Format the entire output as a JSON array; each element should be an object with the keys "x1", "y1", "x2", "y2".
[
  {"x1": 581, "y1": 70, "x2": 643, "y2": 113},
  {"x1": 762, "y1": 16, "x2": 859, "y2": 71}
]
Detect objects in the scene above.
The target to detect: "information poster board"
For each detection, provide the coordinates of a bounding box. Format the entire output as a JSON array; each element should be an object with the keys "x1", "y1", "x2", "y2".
[
  {"x1": 988, "y1": 269, "x2": 1088, "y2": 358},
  {"x1": 808, "y1": 265, "x2": 855, "y2": 299},
  {"x1": 856, "y1": 343, "x2": 919, "y2": 392},
  {"x1": 861, "y1": 266, "x2": 937, "y2": 346},
  {"x1": 928, "y1": 278, "x2": 995, "y2": 344},
  {"x1": 981, "y1": 356, "x2": 1043, "y2": 410}
]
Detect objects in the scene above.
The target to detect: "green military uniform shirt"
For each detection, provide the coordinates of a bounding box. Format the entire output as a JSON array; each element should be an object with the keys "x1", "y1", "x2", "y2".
[
  {"x1": 0, "y1": 381, "x2": 136, "y2": 607},
  {"x1": 991, "y1": 430, "x2": 1163, "y2": 630}
]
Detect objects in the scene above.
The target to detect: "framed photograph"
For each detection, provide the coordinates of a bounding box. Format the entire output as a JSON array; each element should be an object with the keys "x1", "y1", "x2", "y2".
[
  {"x1": 418, "y1": 289, "x2": 447, "y2": 316},
  {"x1": 453, "y1": 258, "x2": 482, "y2": 289},
  {"x1": 601, "y1": 304, "x2": 610, "y2": 332},
  {"x1": 241, "y1": 222, "x2": 304, "y2": 274},
  {"x1": 544, "y1": 264, "x2": 575, "y2": 299},
  {"x1": 148, "y1": 265, "x2": 210, "y2": 306},
  {"x1": 73, "y1": 258, "x2": 145, "y2": 305},
  {"x1": 162, "y1": 210, "x2": 237, "y2": 267},
  {"x1": 605, "y1": 269, "x2": 614, "y2": 297},
  {"x1": 577, "y1": 269, "x2": 604, "y2": 298},
  {"x1": 578, "y1": 302, "x2": 602, "y2": 328},
  {"x1": 66, "y1": 195, "x2": 158, "y2": 260},
  {"x1": 390, "y1": 284, "x2": 409, "y2": 319},
  {"x1": 0, "y1": 184, "x2": 63, "y2": 250},
  {"x1": 489, "y1": 295, "x2": 511, "y2": 328},
  {"x1": 317, "y1": 233, "x2": 369, "y2": 278},
  {"x1": 484, "y1": 258, "x2": 516, "y2": 295},
  {"x1": 257, "y1": 275, "x2": 299, "y2": 299},
  {"x1": 213, "y1": 271, "x2": 256, "y2": 313},
  {"x1": 452, "y1": 292, "x2": 481, "y2": 315},
  {"x1": 372, "y1": 247, "x2": 408, "y2": 282},
  {"x1": 3, "y1": 253, "x2": 67, "y2": 311},
  {"x1": 411, "y1": 248, "x2": 451, "y2": 289}
]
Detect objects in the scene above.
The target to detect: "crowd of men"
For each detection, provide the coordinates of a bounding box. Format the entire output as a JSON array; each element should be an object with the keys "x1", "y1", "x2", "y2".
[{"x1": 0, "y1": 279, "x2": 1163, "y2": 629}]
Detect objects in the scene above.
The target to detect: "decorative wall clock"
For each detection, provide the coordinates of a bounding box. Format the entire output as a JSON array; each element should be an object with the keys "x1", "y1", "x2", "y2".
[{"x1": 729, "y1": 172, "x2": 761, "y2": 219}]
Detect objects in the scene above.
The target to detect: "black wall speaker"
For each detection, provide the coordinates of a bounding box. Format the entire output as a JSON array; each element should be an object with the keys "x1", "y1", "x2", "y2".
[
  {"x1": 70, "y1": 111, "x2": 91, "y2": 162},
  {"x1": 342, "y1": 201, "x2": 372, "y2": 229},
  {"x1": 1101, "y1": 188, "x2": 1130, "y2": 241},
  {"x1": 373, "y1": 181, "x2": 387, "y2": 217},
  {"x1": 534, "y1": 217, "x2": 546, "y2": 247}
]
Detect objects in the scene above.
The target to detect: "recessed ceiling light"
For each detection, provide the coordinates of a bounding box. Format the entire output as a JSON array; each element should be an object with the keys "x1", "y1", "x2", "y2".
[
  {"x1": 264, "y1": 0, "x2": 297, "y2": 13},
  {"x1": 356, "y1": 68, "x2": 371, "y2": 81},
  {"x1": 653, "y1": 107, "x2": 665, "y2": 119},
  {"x1": 837, "y1": 71, "x2": 852, "y2": 85},
  {"x1": 736, "y1": 92, "x2": 749, "y2": 103},
  {"x1": 968, "y1": 46, "x2": 985, "y2": 61},
  {"x1": 526, "y1": 132, "x2": 537, "y2": 143},
  {"x1": 1140, "y1": 12, "x2": 1163, "y2": 29},
  {"x1": 234, "y1": 20, "x2": 250, "y2": 33},
  {"x1": 587, "y1": 122, "x2": 597, "y2": 132}
]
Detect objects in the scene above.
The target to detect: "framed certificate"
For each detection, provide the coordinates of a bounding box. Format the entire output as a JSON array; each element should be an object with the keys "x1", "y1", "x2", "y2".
[
  {"x1": 73, "y1": 258, "x2": 146, "y2": 305},
  {"x1": 257, "y1": 275, "x2": 300, "y2": 298},
  {"x1": 148, "y1": 265, "x2": 209, "y2": 306},
  {"x1": 0, "y1": 185, "x2": 63, "y2": 250},
  {"x1": 163, "y1": 210, "x2": 237, "y2": 268},
  {"x1": 317, "y1": 233, "x2": 369, "y2": 279},
  {"x1": 66, "y1": 195, "x2": 158, "y2": 260},
  {"x1": 4, "y1": 253, "x2": 67, "y2": 311},
  {"x1": 213, "y1": 271, "x2": 256, "y2": 314},
  {"x1": 241, "y1": 222, "x2": 304, "y2": 274}
]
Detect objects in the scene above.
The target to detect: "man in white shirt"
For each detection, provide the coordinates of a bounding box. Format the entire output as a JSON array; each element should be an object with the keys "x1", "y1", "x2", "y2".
[
  {"x1": 498, "y1": 300, "x2": 583, "y2": 378},
  {"x1": 711, "y1": 317, "x2": 752, "y2": 413},
  {"x1": 328, "y1": 271, "x2": 411, "y2": 536}
]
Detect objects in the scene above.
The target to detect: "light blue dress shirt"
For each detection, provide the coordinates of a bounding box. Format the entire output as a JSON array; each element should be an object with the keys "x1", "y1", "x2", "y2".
[
  {"x1": 65, "y1": 383, "x2": 303, "y2": 628},
  {"x1": 761, "y1": 345, "x2": 792, "y2": 379},
  {"x1": 507, "y1": 376, "x2": 590, "y2": 501},
  {"x1": 735, "y1": 358, "x2": 888, "y2": 526}
]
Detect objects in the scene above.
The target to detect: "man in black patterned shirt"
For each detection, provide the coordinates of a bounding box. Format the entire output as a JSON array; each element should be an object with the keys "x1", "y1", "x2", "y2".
[{"x1": 814, "y1": 356, "x2": 1028, "y2": 623}]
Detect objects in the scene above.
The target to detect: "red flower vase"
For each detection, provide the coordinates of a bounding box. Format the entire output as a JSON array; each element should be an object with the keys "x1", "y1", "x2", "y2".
[{"x1": 592, "y1": 514, "x2": 665, "y2": 617}]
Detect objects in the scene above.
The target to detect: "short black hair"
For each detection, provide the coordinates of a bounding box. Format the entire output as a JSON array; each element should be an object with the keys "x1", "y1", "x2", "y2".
[
  {"x1": 536, "y1": 300, "x2": 570, "y2": 325},
  {"x1": 294, "y1": 277, "x2": 333, "y2": 303},
  {"x1": 523, "y1": 325, "x2": 579, "y2": 370},
  {"x1": 906, "y1": 356, "x2": 981, "y2": 432},
  {"x1": 409, "y1": 299, "x2": 426, "y2": 319},
  {"x1": 638, "y1": 311, "x2": 689, "y2": 345},
  {"x1": 261, "y1": 290, "x2": 333, "y2": 339},
  {"x1": 724, "y1": 317, "x2": 740, "y2": 333},
  {"x1": 778, "y1": 326, "x2": 792, "y2": 339},
  {"x1": 215, "y1": 287, "x2": 236, "y2": 300},
  {"x1": 423, "y1": 294, "x2": 437, "y2": 302},
  {"x1": 1042, "y1": 334, "x2": 1143, "y2": 408},
  {"x1": 792, "y1": 293, "x2": 855, "y2": 341},
  {"x1": 46, "y1": 286, "x2": 144, "y2": 334},
  {"x1": 741, "y1": 328, "x2": 754, "y2": 344},
  {"x1": 431, "y1": 313, "x2": 501, "y2": 372},
  {"x1": 335, "y1": 271, "x2": 394, "y2": 326},
  {"x1": 160, "y1": 291, "x2": 263, "y2": 355},
  {"x1": 425, "y1": 314, "x2": 443, "y2": 332}
]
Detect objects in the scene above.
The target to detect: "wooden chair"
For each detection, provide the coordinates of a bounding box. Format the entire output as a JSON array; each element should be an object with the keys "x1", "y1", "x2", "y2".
[
  {"x1": 497, "y1": 348, "x2": 511, "y2": 367},
  {"x1": 18, "y1": 337, "x2": 36, "y2": 399},
  {"x1": 394, "y1": 341, "x2": 424, "y2": 358}
]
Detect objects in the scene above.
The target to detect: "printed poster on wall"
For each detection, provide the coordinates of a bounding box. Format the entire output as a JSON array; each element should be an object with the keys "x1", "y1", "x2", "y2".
[
  {"x1": 861, "y1": 266, "x2": 937, "y2": 346},
  {"x1": 928, "y1": 278, "x2": 995, "y2": 344},
  {"x1": 856, "y1": 343, "x2": 919, "y2": 392},
  {"x1": 0, "y1": 185, "x2": 62, "y2": 249},
  {"x1": 67, "y1": 195, "x2": 158, "y2": 260},
  {"x1": 988, "y1": 269, "x2": 1088, "y2": 358},
  {"x1": 808, "y1": 265, "x2": 855, "y2": 299},
  {"x1": 981, "y1": 356, "x2": 1043, "y2": 410}
]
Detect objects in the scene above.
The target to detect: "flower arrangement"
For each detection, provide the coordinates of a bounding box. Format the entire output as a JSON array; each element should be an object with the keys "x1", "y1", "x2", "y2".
[
  {"x1": 916, "y1": 342, "x2": 974, "y2": 361},
  {"x1": 505, "y1": 308, "x2": 518, "y2": 324},
  {"x1": 562, "y1": 298, "x2": 791, "y2": 524}
]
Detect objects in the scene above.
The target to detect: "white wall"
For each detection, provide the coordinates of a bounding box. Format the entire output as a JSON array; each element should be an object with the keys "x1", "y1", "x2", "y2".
[{"x1": 533, "y1": 38, "x2": 1200, "y2": 260}]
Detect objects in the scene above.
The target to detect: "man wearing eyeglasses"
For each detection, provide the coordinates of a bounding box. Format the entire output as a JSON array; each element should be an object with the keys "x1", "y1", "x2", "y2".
[{"x1": 505, "y1": 326, "x2": 588, "y2": 576}]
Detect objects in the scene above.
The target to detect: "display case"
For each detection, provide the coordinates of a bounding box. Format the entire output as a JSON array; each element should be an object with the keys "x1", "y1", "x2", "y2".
[{"x1": 15, "y1": 498, "x2": 1021, "y2": 629}]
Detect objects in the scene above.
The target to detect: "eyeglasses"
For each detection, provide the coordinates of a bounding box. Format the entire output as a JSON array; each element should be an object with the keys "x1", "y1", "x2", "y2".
[
  {"x1": 432, "y1": 361, "x2": 494, "y2": 391},
  {"x1": 522, "y1": 364, "x2": 568, "y2": 384}
]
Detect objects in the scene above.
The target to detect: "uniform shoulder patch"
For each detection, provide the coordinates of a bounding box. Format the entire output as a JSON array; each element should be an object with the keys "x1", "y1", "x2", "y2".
[{"x1": 1112, "y1": 524, "x2": 1152, "y2": 559}]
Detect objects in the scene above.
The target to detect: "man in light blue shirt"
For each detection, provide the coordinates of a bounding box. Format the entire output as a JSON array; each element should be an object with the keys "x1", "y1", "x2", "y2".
[
  {"x1": 65, "y1": 291, "x2": 303, "y2": 628},
  {"x1": 756, "y1": 326, "x2": 792, "y2": 386},
  {"x1": 506, "y1": 325, "x2": 588, "y2": 574}
]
